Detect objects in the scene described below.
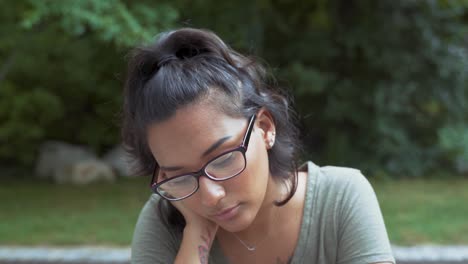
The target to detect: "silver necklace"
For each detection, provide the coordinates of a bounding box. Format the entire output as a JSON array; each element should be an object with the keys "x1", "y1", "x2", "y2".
[
  {"x1": 231, "y1": 208, "x2": 280, "y2": 251},
  {"x1": 231, "y1": 232, "x2": 270, "y2": 251}
]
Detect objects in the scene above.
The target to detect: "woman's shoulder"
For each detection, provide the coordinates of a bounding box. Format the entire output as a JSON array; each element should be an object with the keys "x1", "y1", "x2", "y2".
[
  {"x1": 307, "y1": 162, "x2": 370, "y2": 191},
  {"x1": 136, "y1": 194, "x2": 164, "y2": 224},
  {"x1": 303, "y1": 161, "x2": 370, "y2": 194},
  {"x1": 298, "y1": 162, "x2": 395, "y2": 263},
  {"x1": 303, "y1": 161, "x2": 378, "y2": 213},
  {"x1": 134, "y1": 194, "x2": 181, "y2": 235},
  {"x1": 131, "y1": 195, "x2": 182, "y2": 263}
]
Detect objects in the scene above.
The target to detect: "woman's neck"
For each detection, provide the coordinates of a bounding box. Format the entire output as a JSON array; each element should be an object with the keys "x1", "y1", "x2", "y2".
[{"x1": 224, "y1": 173, "x2": 298, "y2": 242}]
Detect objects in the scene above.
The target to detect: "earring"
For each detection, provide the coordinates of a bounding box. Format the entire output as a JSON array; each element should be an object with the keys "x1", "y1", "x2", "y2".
[{"x1": 268, "y1": 131, "x2": 275, "y2": 148}]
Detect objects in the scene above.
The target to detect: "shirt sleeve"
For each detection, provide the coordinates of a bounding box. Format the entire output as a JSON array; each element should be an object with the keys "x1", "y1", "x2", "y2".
[
  {"x1": 336, "y1": 170, "x2": 395, "y2": 264},
  {"x1": 131, "y1": 196, "x2": 180, "y2": 264}
]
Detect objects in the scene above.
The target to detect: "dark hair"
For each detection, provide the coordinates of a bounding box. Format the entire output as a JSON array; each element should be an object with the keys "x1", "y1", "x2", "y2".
[{"x1": 122, "y1": 28, "x2": 301, "y2": 230}]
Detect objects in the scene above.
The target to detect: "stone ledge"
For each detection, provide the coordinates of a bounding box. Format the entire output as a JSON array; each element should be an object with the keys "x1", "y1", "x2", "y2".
[
  {"x1": 1, "y1": 245, "x2": 468, "y2": 263},
  {"x1": 394, "y1": 245, "x2": 468, "y2": 262},
  {"x1": 0, "y1": 247, "x2": 129, "y2": 263}
]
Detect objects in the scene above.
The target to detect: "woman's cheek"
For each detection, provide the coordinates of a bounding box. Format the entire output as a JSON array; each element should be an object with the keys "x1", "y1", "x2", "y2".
[{"x1": 182, "y1": 198, "x2": 202, "y2": 214}]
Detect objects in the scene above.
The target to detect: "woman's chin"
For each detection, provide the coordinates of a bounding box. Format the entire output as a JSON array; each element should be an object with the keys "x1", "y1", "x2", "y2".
[
  {"x1": 216, "y1": 210, "x2": 255, "y2": 233},
  {"x1": 219, "y1": 222, "x2": 248, "y2": 233}
]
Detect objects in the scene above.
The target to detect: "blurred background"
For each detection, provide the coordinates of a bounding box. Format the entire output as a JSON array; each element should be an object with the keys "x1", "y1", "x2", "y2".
[{"x1": 1, "y1": 0, "x2": 467, "y2": 250}]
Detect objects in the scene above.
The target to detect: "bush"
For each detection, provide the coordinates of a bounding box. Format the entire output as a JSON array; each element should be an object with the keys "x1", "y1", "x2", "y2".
[
  {"x1": 1, "y1": 0, "x2": 467, "y2": 177},
  {"x1": 0, "y1": 83, "x2": 63, "y2": 163},
  {"x1": 0, "y1": 0, "x2": 178, "y2": 166},
  {"x1": 176, "y1": 0, "x2": 468, "y2": 176}
]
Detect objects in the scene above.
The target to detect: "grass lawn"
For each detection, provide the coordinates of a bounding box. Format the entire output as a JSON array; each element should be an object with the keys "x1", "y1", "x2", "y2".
[
  {"x1": 0, "y1": 175, "x2": 467, "y2": 246},
  {"x1": 372, "y1": 177, "x2": 468, "y2": 245},
  {"x1": 0, "y1": 176, "x2": 150, "y2": 246}
]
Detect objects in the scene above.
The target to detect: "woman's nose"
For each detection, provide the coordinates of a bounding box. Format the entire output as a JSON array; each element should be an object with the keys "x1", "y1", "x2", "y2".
[{"x1": 198, "y1": 176, "x2": 226, "y2": 207}]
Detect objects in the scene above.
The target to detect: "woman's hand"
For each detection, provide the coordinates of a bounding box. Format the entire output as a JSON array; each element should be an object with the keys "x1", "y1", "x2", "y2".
[
  {"x1": 171, "y1": 200, "x2": 219, "y2": 234},
  {"x1": 171, "y1": 201, "x2": 218, "y2": 264}
]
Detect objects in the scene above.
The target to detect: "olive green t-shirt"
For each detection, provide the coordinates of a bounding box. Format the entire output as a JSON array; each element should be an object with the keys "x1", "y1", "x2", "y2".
[{"x1": 131, "y1": 162, "x2": 395, "y2": 264}]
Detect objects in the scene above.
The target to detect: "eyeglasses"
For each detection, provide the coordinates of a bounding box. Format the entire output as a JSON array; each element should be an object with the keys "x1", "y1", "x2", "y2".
[{"x1": 150, "y1": 115, "x2": 256, "y2": 201}]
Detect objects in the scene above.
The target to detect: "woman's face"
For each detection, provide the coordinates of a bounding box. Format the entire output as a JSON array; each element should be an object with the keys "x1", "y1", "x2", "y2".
[{"x1": 147, "y1": 101, "x2": 277, "y2": 232}]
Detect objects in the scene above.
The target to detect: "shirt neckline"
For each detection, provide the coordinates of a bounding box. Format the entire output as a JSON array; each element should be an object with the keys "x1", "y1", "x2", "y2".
[{"x1": 213, "y1": 161, "x2": 319, "y2": 264}]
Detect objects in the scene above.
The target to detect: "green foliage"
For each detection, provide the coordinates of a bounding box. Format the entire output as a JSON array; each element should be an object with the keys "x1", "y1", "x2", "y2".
[
  {"x1": 21, "y1": 0, "x2": 178, "y2": 47},
  {"x1": 0, "y1": 0, "x2": 178, "y2": 165},
  {"x1": 173, "y1": 0, "x2": 468, "y2": 176},
  {"x1": 1, "y1": 0, "x2": 467, "y2": 177},
  {"x1": 438, "y1": 124, "x2": 468, "y2": 172},
  {"x1": 0, "y1": 83, "x2": 63, "y2": 163}
]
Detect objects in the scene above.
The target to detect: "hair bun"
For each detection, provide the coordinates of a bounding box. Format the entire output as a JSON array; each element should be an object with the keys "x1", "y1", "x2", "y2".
[
  {"x1": 157, "y1": 54, "x2": 177, "y2": 68},
  {"x1": 156, "y1": 28, "x2": 226, "y2": 65}
]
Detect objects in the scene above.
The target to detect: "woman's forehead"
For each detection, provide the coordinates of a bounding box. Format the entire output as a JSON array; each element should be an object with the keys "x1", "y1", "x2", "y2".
[
  {"x1": 146, "y1": 104, "x2": 246, "y2": 166},
  {"x1": 150, "y1": 103, "x2": 242, "y2": 136}
]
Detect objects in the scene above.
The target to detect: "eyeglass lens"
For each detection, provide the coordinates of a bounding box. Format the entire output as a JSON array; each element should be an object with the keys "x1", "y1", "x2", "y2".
[{"x1": 157, "y1": 150, "x2": 246, "y2": 200}]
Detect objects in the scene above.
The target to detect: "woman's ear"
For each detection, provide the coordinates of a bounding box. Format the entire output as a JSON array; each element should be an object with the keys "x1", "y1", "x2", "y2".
[{"x1": 256, "y1": 108, "x2": 276, "y2": 149}]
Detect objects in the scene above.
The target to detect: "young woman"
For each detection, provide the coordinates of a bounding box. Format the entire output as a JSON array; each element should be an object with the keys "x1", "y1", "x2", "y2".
[{"x1": 123, "y1": 28, "x2": 395, "y2": 264}]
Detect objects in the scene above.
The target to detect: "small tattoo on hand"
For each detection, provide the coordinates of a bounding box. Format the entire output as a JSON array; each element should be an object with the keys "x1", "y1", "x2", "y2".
[
  {"x1": 198, "y1": 245, "x2": 209, "y2": 264},
  {"x1": 198, "y1": 233, "x2": 212, "y2": 264}
]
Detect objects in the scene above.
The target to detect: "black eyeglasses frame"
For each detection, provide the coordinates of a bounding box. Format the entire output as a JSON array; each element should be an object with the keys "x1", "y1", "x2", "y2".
[{"x1": 150, "y1": 114, "x2": 257, "y2": 201}]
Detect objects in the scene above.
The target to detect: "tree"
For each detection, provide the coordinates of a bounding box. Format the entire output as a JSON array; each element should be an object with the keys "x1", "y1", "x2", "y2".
[
  {"x1": 1, "y1": 0, "x2": 467, "y2": 177},
  {"x1": 173, "y1": 0, "x2": 468, "y2": 176},
  {"x1": 0, "y1": 0, "x2": 178, "y2": 165}
]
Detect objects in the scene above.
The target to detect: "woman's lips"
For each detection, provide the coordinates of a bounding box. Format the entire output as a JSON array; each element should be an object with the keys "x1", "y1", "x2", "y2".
[{"x1": 213, "y1": 204, "x2": 240, "y2": 221}]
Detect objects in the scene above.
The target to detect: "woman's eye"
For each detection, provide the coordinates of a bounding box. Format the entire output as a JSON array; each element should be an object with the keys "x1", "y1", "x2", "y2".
[
  {"x1": 167, "y1": 176, "x2": 192, "y2": 186},
  {"x1": 211, "y1": 152, "x2": 234, "y2": 167}
]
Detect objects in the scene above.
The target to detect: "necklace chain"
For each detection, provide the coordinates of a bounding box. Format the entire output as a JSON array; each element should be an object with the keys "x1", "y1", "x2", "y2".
[
  {"x1": 231, "y1": 208, "x2": 280, "y2": 251},
  {"x1": 230, "y1": 172, "x2": 298, "y2": 252},
  {"x1": 232, "y1": 232, "x2": 270, "y2": 251}
]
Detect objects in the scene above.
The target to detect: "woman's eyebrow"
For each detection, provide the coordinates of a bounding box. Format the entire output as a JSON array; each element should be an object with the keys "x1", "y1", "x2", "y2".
[
  {"x1": 202, "y1": 136, "x2": 231, "y2": 157},
  {"x1": 159, "y1": 165, "x2": 183, "y2": 171}
]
